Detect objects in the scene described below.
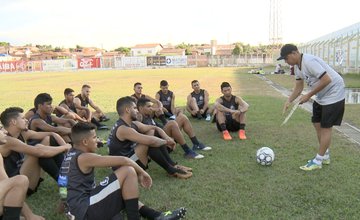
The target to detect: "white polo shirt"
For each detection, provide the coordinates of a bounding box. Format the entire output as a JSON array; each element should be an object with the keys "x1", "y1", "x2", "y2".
[{"x1": 294, "y1": 54, "x2": 345, "y2": 105}]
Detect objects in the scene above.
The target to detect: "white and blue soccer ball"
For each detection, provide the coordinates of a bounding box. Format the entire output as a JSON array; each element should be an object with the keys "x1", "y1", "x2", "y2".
[{"x1": 256, "y1": 147, "x2": 275, "y2": 166}]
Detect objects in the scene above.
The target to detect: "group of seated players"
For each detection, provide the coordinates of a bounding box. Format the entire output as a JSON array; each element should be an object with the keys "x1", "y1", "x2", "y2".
[{"x1": 0, "y1": 80, "x2": 249, "y2": 220}]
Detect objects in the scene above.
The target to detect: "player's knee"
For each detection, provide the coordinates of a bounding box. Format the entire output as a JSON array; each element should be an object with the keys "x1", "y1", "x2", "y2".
[
  {"x1": 13, "y1": 175, "x2": 29, "y2": 189},
  {"x1": 115, "y1": 166, "x2": 137, "y2": 179},
  {"x1": 167, "y1": 120, "x2": 177, "y2": 128}
]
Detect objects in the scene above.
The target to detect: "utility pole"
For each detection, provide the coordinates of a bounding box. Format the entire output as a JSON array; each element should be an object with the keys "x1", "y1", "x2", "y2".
[{"x1": 269, "y1": 0, "x2": 283, "y2": 46}]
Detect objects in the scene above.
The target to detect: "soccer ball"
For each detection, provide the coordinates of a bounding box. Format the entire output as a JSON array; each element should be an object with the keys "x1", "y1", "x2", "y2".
[{"x1": 256, "y1": 147, "x2": 275, "y2": 166}]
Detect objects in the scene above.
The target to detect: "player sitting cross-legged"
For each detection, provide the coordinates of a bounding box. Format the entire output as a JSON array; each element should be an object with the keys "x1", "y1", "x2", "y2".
[{"x1": 60, "y1": 122, "x2": 186, "y2": 220}]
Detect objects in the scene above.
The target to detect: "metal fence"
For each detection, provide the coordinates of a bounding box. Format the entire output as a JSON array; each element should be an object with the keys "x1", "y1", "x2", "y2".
[
  {"x1": 299, "y1": 22, "x2": 360, "y2": 74},
  {"x1": 0, "y1": 54, "x2": 275, "y2": 73}
]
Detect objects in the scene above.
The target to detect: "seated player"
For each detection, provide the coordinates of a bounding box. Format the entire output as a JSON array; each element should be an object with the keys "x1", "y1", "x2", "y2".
[
  {"x1": 108, "y1": 97, "x2": 192, "y2": 179},
  {"x1": 137, "y1": 98, "x2": 202, "y2": 162},
  {"x1": 25, "y1": 105, "x2": 71, "y2": 122},
  {"x1": 131, "y1": 82, "x2": 168, "y2": 125},
  {"x1": 0, "y1": 107, "x2": 71, "y2": 191},
  {"x1": 186, "y1": 80, "x2": 213, "y2": 121},
  {"x1": 28, "y1": 93, "x2": 75, "y2": 143},
  {"x1": 57, "y1": 88, "x2": 89, "y2": 123},
  {"x1": 61, "y1": 122, "x2": 186, "y2": 220},
  {"x1": 74, "y1": 84, "x2": 109, "y2": 130},
  {"x1": 0, "y1": 130, "x2": 45, "y2": 220},
  {"x1": 155, "y1": 80, "x2": 212, "y2": 153},
  {"x1": 214, "y1": 82, "x2": 249, "y2": 140}
]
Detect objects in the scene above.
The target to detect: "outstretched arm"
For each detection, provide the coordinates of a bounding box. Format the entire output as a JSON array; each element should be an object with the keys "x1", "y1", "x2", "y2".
[
  {"x1": 78, "y1": 153, "x2": 152, "y2": 189},
  {"x1": 283, "y1": 79, "x2": 304, "y2": 114}
]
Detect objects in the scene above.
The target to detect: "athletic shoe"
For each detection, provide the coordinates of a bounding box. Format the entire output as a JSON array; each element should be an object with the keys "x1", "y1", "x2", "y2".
[
  {"x1": 174, "y1": 164, "x2": 193, "y2": 172},
  {"x1": 97, "y1": 124, "x2": 109, "y2": 130},
  {"x1": 205, "y1": 114, "x2": 211, "y2": 121},
  {"x1": 196, "y1": 112, "x2": 202, "y2": 120},
  {"x1": 155, "y1": 207, "x2": 187, "y2": 220},
  {"x1": 169, "y1": 115, "x2": 176, "y2": 120},
  {"x1": 99, "y1": 115, "x2": 110, "y2": 122},
  {"x1": 307, "y1": 158, "x2": 331, "y2": 165},
  {"x1": 239, "y1": 130, "x2": 247, "y2": 140},
  {"x1": 192, "y1": 143, "x2": 212, "y2": 151},
  {"x1": 300, "y1": 160, "x2": 322, "y2": 171},
  {"x1": 322, "y1": 158, "x2": 331, "y2": 165},
  {"x1": 170, "y1": 169, "x2": 192, "y2": 179},
  {"x1": 222, "y1": 130, "x2": 232, "y2": 140},
  {"x1": 96, "y1": 137, "x2": 106, "y2": 148},
  {"x1": 184, "y1": 150, "x2": 204, "y2": 159}
]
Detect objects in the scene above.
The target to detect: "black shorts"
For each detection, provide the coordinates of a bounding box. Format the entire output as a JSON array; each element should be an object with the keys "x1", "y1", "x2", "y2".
[
  {"x1": 86, "y1": 173, "x2": 124, "y2": 220},
  {"x1": 190, "y1": 108, "x2": 209, "y2": 118},
  {"x1": 214, "y1": 114, "x2": 240, "y2": 132},
  {"x1": 312, "y1": 99, "x2": 345, "y2": 128}
]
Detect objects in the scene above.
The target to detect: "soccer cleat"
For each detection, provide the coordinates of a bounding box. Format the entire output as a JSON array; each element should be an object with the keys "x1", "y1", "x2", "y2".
[
  {"x1": 196, "y1": 112, "x2": 202, "y2": 120},
  {"x1": 174, "y1": 164, "x2": 193, "y2": 172},
  {"x1": 96, "y1": 137, "x2": 106, "y2": 148},
  {"x1": 170, "y1": 169, "x2": 192, "y2": 179},
  {"x1": 205, "y1": 114, "x2": 211, "y2": 121},
  {"x1": 155, "y1": 207, "x2": 187, "y2": 220},
  {"x1": 169, "y1": 115, "x2": 176, "y2": 120},
  {"x1": 222, "y1": 130, "x2": 232, "y2": 140},
  {"x1": 307, "y1": 158, "x2": 331, "y2": 165},
  {"x1": 300, "y1": 159, "x2": 322, "y2": 171},
  {"x1": 184, "y1": 150, "x2": 204, "y2": 159},
  {"x1": 97, "y1": 124, "x2": 109, "y2": 130},
  {"x1": 322, "y1": 158, "x2": 331, "y2": 165},
  {"x1": 239, "y1": 130, "x2": 247, "y2": 140},
  {"x1": 192, "y1": 143, "x2": 212, "y2": 151}
]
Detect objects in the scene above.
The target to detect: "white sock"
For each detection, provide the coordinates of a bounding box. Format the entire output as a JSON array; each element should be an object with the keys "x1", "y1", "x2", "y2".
[
  {"x1": 324, "y1": 149, "x2": 330, "y2": 159},
  {"x1": 313, "y1": 154, "x2": 323, "y2": 165}
]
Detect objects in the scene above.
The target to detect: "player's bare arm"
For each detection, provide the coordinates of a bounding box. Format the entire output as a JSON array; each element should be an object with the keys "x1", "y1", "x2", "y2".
[
  {"x1": 1, "y1": 136, "x2": 70, "y2": 158},
  {"x1": 31, "y1": 118, "x2": 71, "y2": 135},
  {"x1": 235, "y1": 96, "x2": 249, "y2": 112},
  {"x1": 215, "y1": 98, "x2": 237, "y2": 113},
  {"x1": 283, "y1": 79, "x2": 304, "y2": 113},
  {"x1": 77, "y1": 153, "x2": 152, "y2": 188},
  {"x1": 117, "y1": 124, "x2": 168, "y2": 147},
  {"x1": 202, "y1": 90, "x2": 210, "y2": 113},
  {"x1": 88, "y1": 99, "x2": 103, "y2": 113},
  {"x1": 21, "y1": 130, "x2": 66, "y2": 145}
]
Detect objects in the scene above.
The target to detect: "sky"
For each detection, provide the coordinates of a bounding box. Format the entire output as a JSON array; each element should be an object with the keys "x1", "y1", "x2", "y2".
[{"x1": 1, "y1": 0, "x2": 360, "y2": 50}]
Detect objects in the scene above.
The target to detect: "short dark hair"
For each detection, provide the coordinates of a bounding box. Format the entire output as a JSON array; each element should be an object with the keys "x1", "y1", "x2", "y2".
[
  {"x1": 116, "y1": 96, "x2": 135, "y2": 116},
  {"x1": 134, "y1": 82, "x2": 142, "y2": 88},
  {"x1": 220, "y1": 82, "x2": 231, "y2": 90},
  {"x1": 82, "y1": 84, "x2": 91, "y2": 89},
  {"x1": 0, "y1": 107, "x2": 24, "y2": 127},
  {"x1": 160, "y1": 80, "x2": 168, "y2": 87},
  {"x1": 277, "y1": 44, "x2": 298, "y2": 60},
  {"x1": 34, "y1": 93, "x2": 52, "y2": 110},
  {"x1": 64, "y1": 88, "x2": 74, "y2": 96},
  {"x1": 71, "y1": 122, "x2": 96, "y2": 145},
  {"x1": 191, "y1": 80, "x2": 199, "y2": 85},
  {"x1": 137, "y1": 98, "x2": 151, "y2": 109}
]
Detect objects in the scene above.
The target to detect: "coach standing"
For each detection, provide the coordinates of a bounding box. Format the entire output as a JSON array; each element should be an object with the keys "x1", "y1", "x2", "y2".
[{"x1": 278, "y1": 44, "x2": 345, "y2": 171}]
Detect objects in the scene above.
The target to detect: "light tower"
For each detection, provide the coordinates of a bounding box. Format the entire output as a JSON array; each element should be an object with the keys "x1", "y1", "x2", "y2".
[{"x1": 269, "y1": 0, "x2": 283, "y2": 45}]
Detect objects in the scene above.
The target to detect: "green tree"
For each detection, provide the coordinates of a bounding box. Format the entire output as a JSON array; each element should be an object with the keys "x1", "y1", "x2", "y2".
[
  {"x1": 232, "y1": 44, "x2": 241, "y2": 55},
  {"x1": 54, "y1": 47, "x2": 62, "y2": 52},
  {"x1": 114, "y1": 47, "x2": 131, "y2": 56},
  {"x1": 176, "y1": 43, "x2": 192, "y2": 55},
  {"x1": 0, "y1": 42, "x2": 10, "y2": 47}
]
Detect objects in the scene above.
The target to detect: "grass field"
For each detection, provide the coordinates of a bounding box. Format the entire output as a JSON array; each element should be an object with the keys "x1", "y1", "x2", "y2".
[{"x1": 1, "y1": 67, "x2": 360, "y2": 219}]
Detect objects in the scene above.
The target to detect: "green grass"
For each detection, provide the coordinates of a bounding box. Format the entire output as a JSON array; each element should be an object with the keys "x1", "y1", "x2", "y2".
[{"x1": 1, "y1": 68, "x2": 360, "y2": 219}]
